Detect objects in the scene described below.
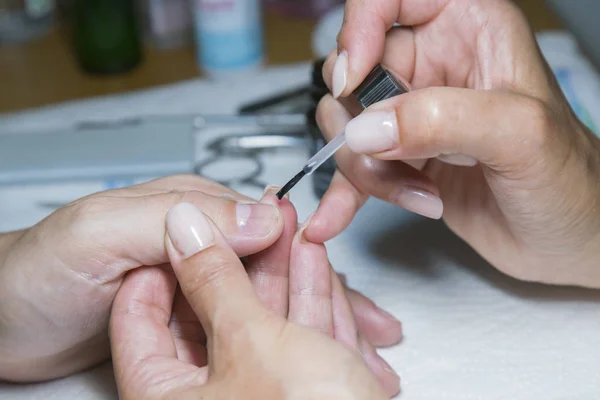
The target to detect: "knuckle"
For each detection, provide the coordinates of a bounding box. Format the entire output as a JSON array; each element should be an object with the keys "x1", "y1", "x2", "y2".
[
  {"x1": 414, "y1": 89, "x2": 446, "y2": 146},
  {"x1": 508, "y1": 98, "x2": 557, "y2": 170}
]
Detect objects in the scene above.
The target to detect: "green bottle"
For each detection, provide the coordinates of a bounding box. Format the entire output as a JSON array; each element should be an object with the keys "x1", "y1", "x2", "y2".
[{"x1": 71, "y1": 0, "x2": 142, "y2": 74}]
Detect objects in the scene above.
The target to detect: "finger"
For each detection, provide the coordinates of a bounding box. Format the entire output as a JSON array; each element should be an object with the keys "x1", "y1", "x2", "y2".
[
  {"x1": 246, "y1": 186, "x2": 298, "y2": 316},
  {"x1": 333, "y1": 0, "x2": 448, "y2": 97},
  {"x1": 316, "y1": 94, "x2": 443, "y2": 220},
  {"x1": 358, "y1": 334, "x2": 401, "y2": 398},
  {"x1": 303, "y1": 170, "x2": 367, "y2": 243},
  {"x1": 169, "y1": 286, "x2": 208, "y2": 367},
  {"x1": 331, "y1": 268, "x2": 359, "y2": 351},
  {"x1": 288, "y1": 224, "x2": 334, "y2": 337},
  {"x1": 323, "y1": 27, "x2": 417, "y2": 95},
  {"x1": 344, "y1": 87, "x2": 559, "y2": 172},
  {"x1": 345, "y1": 287, "x2": 402, "y2": 348},
  {"x1": 165, "y1": 202, "x2": 264, "y2": 339},
  {"x1": 110, "y1": 265, "x2": 182, "y2": 397},
  {"x1": 56, "y1": 190, "x2": 284, "y2": 284}
]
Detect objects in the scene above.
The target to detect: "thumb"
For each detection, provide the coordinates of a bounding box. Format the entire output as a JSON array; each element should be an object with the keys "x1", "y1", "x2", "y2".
[
  {"x1": 165, "y1": 202, "x2": 264, "y2": 339},
  {"x1": 343, "y1": 87, "x2": 558, "y2": 172},
  {"x1": 333, "y1": 0, "x2": 443, "y2": 98}
]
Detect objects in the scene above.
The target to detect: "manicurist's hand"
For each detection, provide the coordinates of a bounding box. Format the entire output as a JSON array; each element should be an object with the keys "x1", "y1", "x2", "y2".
[{"x1": 307, "y1": 0, "x2": 600, "y2": 288}]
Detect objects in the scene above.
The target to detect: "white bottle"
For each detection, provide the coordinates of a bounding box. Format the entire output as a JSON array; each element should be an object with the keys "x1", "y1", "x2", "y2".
[{"x1": 192, "y1": 0, "x2": 264, "y2": 77}]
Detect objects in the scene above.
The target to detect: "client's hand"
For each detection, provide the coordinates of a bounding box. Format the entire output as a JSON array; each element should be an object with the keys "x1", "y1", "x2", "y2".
[
  {"x1": 0, "y1": 175, "x2": 400, "y2": 387},
  {"x1": 110, "y1": 202, "x2": 388, "y2": 400}
]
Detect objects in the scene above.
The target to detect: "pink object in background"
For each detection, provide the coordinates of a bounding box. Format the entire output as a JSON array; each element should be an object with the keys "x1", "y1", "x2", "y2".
[
  {"x1": 265, "y1": 0, "x2": 344, "y2": 19},
  {"x1": 139, "y1": 0, "x2": 192, "y2": 50}
]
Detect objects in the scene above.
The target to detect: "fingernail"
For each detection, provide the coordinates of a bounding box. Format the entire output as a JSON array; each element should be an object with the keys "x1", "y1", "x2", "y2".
[
  {"x1": 345, "y1": 111, "x2": 398, "y2": 154},
  {"x1": 332, "y1": 50, "x2": 348, "y2": 98},
  {"x1": 236, "y1": 203, "x2": 280, "y2": 237},
  {"x1": 391, "y1": 186, "x2": 443, "y2": 219},
  {"x1": 263, "y1": 185, "x2": 289, "y2": 200},
  {"x1": 166, "y1": 203, "x2": 214, "y2": 259}
]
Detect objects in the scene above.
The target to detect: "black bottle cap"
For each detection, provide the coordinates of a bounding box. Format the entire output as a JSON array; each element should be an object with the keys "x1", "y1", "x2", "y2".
[{"x1": 352, "y1": 64, "x2": 409, "y2": 110}]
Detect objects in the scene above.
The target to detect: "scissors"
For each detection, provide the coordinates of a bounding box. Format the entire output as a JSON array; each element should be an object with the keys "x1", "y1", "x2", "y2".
[{"x1": 195, "y1": 131, "x2": 308, "y2": 189}]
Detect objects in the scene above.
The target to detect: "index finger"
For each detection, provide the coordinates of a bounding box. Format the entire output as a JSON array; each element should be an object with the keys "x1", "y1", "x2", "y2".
[{"x1": 335, "y1": 0, "x2": 447, "y2": 97}]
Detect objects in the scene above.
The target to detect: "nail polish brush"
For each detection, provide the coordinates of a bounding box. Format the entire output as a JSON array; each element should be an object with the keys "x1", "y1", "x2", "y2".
[{"x1": 276, "y1": 64, "x2": 410, "y2": 200}]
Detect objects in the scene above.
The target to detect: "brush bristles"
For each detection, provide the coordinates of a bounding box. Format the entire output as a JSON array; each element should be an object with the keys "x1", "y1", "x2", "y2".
[{"x1": 276, "y1": 170, "x2": 306, "y2": 199}]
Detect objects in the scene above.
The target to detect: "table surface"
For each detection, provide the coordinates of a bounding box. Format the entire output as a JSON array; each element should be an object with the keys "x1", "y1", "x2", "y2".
[{"x1": 0, "y1": 0, "x2": 562, "y2": 114}]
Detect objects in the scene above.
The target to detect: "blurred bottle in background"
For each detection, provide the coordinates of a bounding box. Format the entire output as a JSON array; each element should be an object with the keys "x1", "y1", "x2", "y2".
[
  {"x1": 265, "y1": 0, "x2": 343, "y2": 20},
  {"x1": 192, "y1": 0, "x2": 264, "y2": 78},
  {"x1": 138, "y1": 0, "x2": 192, "y2": 50},
  {"x1": 68, "y1": 0, "x2": 143, "y2": 75},
  {"x1": 0, "y1": 0, "x2": 55, "y2": 45}
]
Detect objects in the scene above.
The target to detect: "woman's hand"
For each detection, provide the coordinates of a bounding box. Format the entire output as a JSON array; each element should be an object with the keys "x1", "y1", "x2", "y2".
[
  {"x1": 0, "y1": 175, "x2": 284, "y2": 382},
  {"x1": 0, "y1": 176, "x2": 401, "y2": 386},
  {"x1": 306, "y1": 0, "x2": 600, "y2": 288},
  {"x1": 111, "y1": 202, "x2": 389, "y2": 400}
]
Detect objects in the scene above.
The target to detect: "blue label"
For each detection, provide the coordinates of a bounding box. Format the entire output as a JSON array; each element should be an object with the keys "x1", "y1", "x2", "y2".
[{"x1": 195, "y1": 23, "x2": 263, "y2": 70}]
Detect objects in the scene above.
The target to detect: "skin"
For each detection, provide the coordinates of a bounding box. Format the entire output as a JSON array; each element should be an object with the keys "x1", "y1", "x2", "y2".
[
  {"x1": 0, "y1": 175, "x2": 401, "y2": 395},
  {"x1": 305, "y1": 0, "x2": 600, "y2": 288},
  {"x1": 110, "y1": 202, "x2": 389, "y2": 400}
]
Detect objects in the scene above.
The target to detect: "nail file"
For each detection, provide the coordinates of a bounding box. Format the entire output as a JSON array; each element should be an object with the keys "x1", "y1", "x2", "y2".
[{"x1": 276, "y1": 64, "x2": 410, "y2": 200}]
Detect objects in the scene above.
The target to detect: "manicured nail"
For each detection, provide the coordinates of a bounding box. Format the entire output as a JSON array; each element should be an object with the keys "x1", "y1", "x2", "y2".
[
  {"x1": 166, "y1": 203, "x2": 214, "y2": 259},
  {"x1": 332, "y1": 50, "x2": 348, "y2": 98},
  {"x1": 391, "y1": 186, "x2": 443, "y2": 219},
  {"x1": 263, "y1": 185, "x2": 289, "y2": 200},
  {"x1": 345, "y1": 111, "x2": 398, "y2": 154},
  {"x1": 437, "y1": 154, "x2": 478, "y2": 166},
  {"x1": 236, "y1": 203, "x2": 280, "y2": 237}
]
